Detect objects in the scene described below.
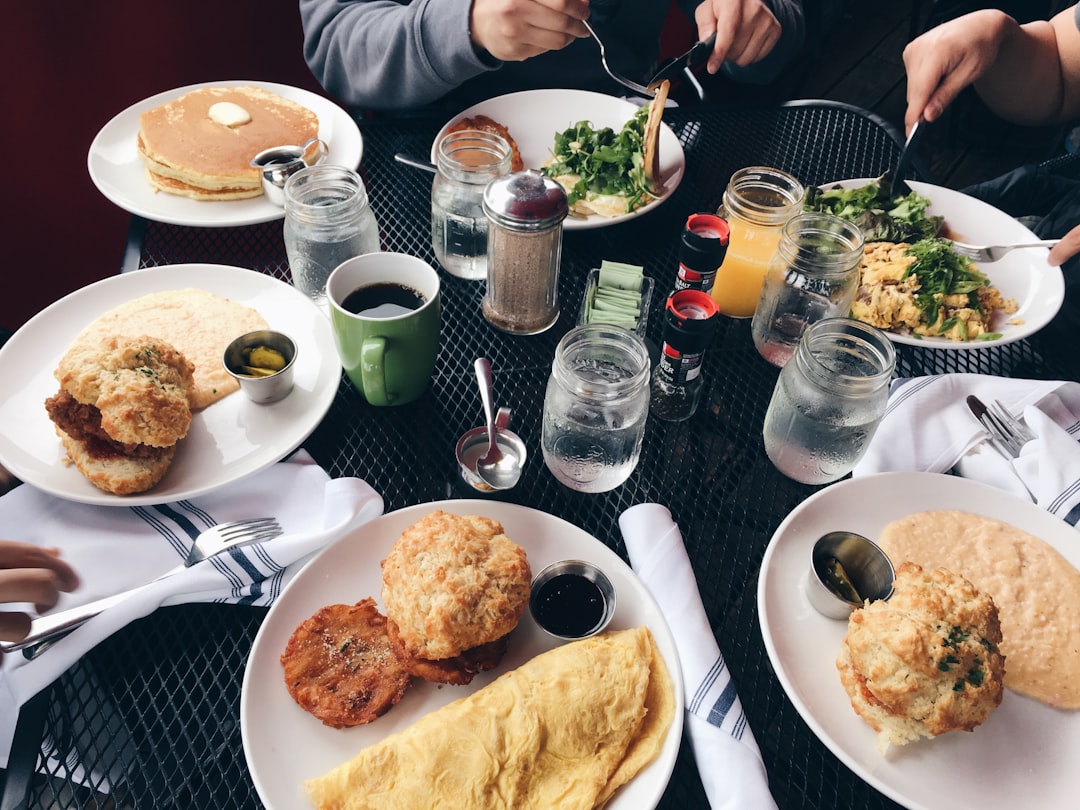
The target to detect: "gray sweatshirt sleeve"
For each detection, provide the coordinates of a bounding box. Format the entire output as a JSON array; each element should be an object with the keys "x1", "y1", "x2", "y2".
[{"x1": 300, "y1": 0, "x2": 500, "y2": 110}]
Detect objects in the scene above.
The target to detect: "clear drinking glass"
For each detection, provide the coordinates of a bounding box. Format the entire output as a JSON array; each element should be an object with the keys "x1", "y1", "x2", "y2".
[
  {"x1": 541, "y1": 324, "x2": 651, "y2": 493},
  {"x1": 762, "y1": 317, "x2": 895, "y2": 485},
  {"x1": 283, "y1": 165, "x2": 381, "y2": 307},
  {"x1": 431, "y1": 129, "x2": 512, "y2": 279},
  {"x1": 751, "y1": 213, "x2": 865, "y2": 367}
]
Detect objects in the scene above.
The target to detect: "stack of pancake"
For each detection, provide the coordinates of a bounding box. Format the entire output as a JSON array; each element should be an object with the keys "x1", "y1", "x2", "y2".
[{"x1": 137, "y1": 85, "x2": 319, "y2": 201}]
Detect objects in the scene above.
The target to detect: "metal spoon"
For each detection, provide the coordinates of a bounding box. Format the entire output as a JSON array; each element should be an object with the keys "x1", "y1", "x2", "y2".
[{"x1": 473, "y1": 357, "x2": 522, "y2": 490}]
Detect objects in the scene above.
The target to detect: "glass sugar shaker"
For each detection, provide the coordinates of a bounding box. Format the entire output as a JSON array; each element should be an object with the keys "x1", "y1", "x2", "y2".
[
  {"x1": 711, "y1": 166, "x2": 804, "y2": 319},
  {"x1": 762, "y1": 317, "x2": 895, "y2": 485},
  {"x1": 752, "y1": 212, "x2": 865, "y2": 368},
  {"x1": 283, "y1": 165, "x2": 381, "y2": 308},
  {"x1": 431, "y1": 129, "x2": 512, "y2": 280},
  {"x1": 482, "y1": 170, "x2": 568, "y2": 334},
  {"x1": 541, "y1": 324, "x2": 651, "y2": 493}
]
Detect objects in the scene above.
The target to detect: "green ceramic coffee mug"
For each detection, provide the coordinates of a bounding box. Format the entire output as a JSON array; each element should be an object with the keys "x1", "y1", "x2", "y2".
[{"x1": 327, "y1": 253, "x2": 441, "y2": 406}]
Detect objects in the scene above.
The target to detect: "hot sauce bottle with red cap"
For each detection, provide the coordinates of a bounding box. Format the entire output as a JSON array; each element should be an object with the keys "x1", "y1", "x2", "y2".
[
  {"x1": 650, "y1": 289, "x2": 719, "y2": 422},
  {"x1": 673, "y1": 212, "x2": 730, "y2": 294}
]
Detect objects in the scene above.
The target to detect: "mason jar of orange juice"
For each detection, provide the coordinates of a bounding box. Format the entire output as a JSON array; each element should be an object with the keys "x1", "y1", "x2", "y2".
[{"x1": 712, "y1": 167, "x2": 805, "y2": 318}]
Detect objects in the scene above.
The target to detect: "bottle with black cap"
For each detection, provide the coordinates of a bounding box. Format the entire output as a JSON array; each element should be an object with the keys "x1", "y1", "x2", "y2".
[
  {"x1": 650, "y1": 289, "x2": 719, "y2": 422},
  {"x1": 673, "y1": 212, "x2": 729, "y2": 294}
]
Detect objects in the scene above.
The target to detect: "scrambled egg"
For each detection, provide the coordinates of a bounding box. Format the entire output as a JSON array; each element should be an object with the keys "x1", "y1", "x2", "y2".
[{"x1": 851, "y1": 242, "x2": 1019, "y2": 341}]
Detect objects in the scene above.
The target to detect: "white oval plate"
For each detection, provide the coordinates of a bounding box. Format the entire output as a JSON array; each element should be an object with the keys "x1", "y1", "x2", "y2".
[
  {"x1": 431, "y1": 89, "x2": 686, "y2": 230},
  {"x1": 0, "y1": 264, "x2": 340, "y2": 506},
  {"x1": 87, "y1": 80, "x2": 363, "y2": 228},
  {"x1": 241, "y1": 499, "x2": 684, "y2": 809},
  {"x1": 821, "y1": 179, "x2": 1065, "y2": 349},
  {"x1": 758, "y1": 471, "x2": 1080, "y2": 809}
]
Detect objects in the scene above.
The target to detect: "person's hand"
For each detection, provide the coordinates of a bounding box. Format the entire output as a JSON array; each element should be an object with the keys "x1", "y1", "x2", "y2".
[
  {"x1": 0, "y1": 541, "x2": 79, "y2": 658},
  {"x1": 902, "y1": 9, "x2": 1015, "y2": 133},
  {"x1": 1048, "y1": 223, "x2": 1080, "y2": 267},
  {"x1": 470, "y1": 0, "x2": 590, "y2": 62},
  {"x1": 695, "y1": 0, "x2": 782, "y2": 75}
]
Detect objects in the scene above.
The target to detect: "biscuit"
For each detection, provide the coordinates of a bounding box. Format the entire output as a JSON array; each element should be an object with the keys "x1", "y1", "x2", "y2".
[
  {"x1": 381, "y1": 511, "x2": 531, "y2": 661},
  {"x1": 837, "y1": 562, "x2": 1006, "y2": 752},
  {"x1": 54, "y1": 335, "x2": 194, "y2": 447},
  {"x1": 56, "y1": 427, "x2": 176, "y2": 496}
]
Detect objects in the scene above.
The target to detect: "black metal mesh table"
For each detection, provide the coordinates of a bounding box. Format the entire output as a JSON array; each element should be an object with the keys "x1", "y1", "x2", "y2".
[{"x1": 5, "y1": 101, "x2": 1074, "y2": 810}]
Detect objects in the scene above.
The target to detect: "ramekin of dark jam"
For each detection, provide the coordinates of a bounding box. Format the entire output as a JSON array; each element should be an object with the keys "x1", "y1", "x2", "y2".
[{"x1": 529, "y1": 560, "x2": 616, "y2": 640}]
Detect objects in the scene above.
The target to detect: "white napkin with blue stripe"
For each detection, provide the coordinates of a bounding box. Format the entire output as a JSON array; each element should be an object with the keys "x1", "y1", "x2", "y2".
[
  {"x1": 620, "y1": 503, "x2": 777, "y2": 810},
  {"x1": 853, "y1": 374, "x2": 1080, "y2": 525},
  {"x1": 0, "y1": 451, "x2": 383, "y2": 767}
]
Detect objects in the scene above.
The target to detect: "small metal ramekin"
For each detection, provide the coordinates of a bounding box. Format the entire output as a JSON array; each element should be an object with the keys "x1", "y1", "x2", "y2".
[
  {"x1": 806, "y1": 531, "x2": 894, "y2": 620},
  {"x1": 222, "y1": 330, "x2": 297, "y2": 404}
]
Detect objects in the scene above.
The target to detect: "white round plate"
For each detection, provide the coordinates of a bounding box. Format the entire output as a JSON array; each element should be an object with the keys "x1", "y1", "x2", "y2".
[
  {"x1": 431, "y1": 89, "x2": 686, "y2": 230},
  {"x1": 0, "y1": 264, "x2": 340, "y2": 506},
  {"x1": 87, "y1": 80, "x2": 363, "y2": 228},
  {"x1": 822, "y1": 179, "x2": 1065, "y2": 349},
  {"x1": 241, "y1": 500, "x2": 684, "y2": 809},
  {"x1": 758, "y1": 471, "x2": 1080, "y2": 810}
]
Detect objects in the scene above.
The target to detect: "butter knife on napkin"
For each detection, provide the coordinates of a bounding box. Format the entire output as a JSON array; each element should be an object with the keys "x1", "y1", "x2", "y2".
[{"x1": 620, "y1": 503, "x2": 777, "y2": 810}]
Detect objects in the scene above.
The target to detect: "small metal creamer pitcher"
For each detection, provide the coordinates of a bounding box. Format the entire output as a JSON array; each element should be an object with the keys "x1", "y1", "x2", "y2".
[{"x1": 251, "y1": 137, "x2": 328, "y2": 206}]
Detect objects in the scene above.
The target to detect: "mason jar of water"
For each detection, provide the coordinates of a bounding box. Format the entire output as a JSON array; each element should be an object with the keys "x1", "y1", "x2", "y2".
[
  {"x1": 751, "y1": 212, "x2": 864, "y2": 367},
  {"x1": 431, "y1": 129, "x2": 512, "y2": 280},
  {"x1": 541, "y1": 324, "x2": 650, "y2": 493},
  {"x1": 762, "y1": 318, "x2": 894, "y2": 485},
  {"x1": 284, "y1": 165, "x2": 381, "y2": 307}
]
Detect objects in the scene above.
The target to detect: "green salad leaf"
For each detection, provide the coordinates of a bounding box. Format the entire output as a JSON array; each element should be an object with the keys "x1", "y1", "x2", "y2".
[
  {"x1": 540, "y1": 107, "x2": 655, "y2": 213},
  {"x1": 804, "y1": 181, "x2": 944, "y2": 243}
]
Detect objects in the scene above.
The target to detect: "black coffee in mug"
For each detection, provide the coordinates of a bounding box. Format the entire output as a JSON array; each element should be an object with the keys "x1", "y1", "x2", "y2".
[{"x1": 343, "y1": 282, "x2": 427, "y2": 318}]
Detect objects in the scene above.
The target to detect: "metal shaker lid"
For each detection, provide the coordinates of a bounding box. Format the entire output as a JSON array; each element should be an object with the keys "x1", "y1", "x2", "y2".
[{"x1": 483, "y1": 170, "x2": 569, "y2": 230}]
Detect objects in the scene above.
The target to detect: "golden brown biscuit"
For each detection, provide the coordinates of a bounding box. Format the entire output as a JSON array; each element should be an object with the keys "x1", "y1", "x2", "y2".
[
  {"x1": 837, "y1": 562, "x2": 1006, "y2": 752},
  {"x1": 54, "y1": 426, "x2": 176, "y2": 496},
  {"x1": 280, "y1": 599, "x2": 413, "y2": 729},
  {"x1": 45, "y1": 334, "x2": 194, "y2": 496},
  {"x1": 54, "y1": 335, "x2": 194, "y2": 447},
  {"x1": 381, "y1": 511, "x2": 531, "y2": 661}
]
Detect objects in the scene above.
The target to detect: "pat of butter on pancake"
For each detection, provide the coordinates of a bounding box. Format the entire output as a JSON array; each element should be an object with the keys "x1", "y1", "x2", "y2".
[
  {"x1": 303, "y1": 626, "x2": 675, "y2": 810},
  {"x1": 208, "y1": 101, "x2": 252, "y2": 128}
]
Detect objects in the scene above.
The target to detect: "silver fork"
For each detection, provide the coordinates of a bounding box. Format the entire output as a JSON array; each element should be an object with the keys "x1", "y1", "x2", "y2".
[
  {"x1": 950, "y1": 239, "x2": 1061, "y2": 263},
  {"x1": 582, "y1": 19, "x2": 653, "y2": 99},
  {"x1": 986, "y1": 399, "x2": 1036, "y2": 451},
  {"x1": 2, "y1": 517, "x2": 283, "y2": 655}
]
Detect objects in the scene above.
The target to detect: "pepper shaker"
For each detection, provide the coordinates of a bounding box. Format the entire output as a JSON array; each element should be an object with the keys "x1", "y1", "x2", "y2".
[{"x1": 481, "y1": 170, "x2": 568, "y2": 334}]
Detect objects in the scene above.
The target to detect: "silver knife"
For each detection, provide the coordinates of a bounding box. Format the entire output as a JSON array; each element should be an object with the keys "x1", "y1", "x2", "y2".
[{"x1": 966, "y1": 394, "x2": 1015, "y2": 460}]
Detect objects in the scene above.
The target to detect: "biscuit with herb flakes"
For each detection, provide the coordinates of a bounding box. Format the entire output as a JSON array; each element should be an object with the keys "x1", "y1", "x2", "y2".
[{"x1": 837, "y1": 562, "x2": 1005, "y2": 753}]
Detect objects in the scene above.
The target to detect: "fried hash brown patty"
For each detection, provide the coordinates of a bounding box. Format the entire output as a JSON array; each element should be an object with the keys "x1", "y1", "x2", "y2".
[
  {"x1": 386, "y1": 617, "x2": 509, "y2": 685},
  {"x1": 280, "y1": 599, "x2": 412, "y2": 729},
  {"x1": 381, "y1": 510, "x2": 532, "y2": 661}
]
